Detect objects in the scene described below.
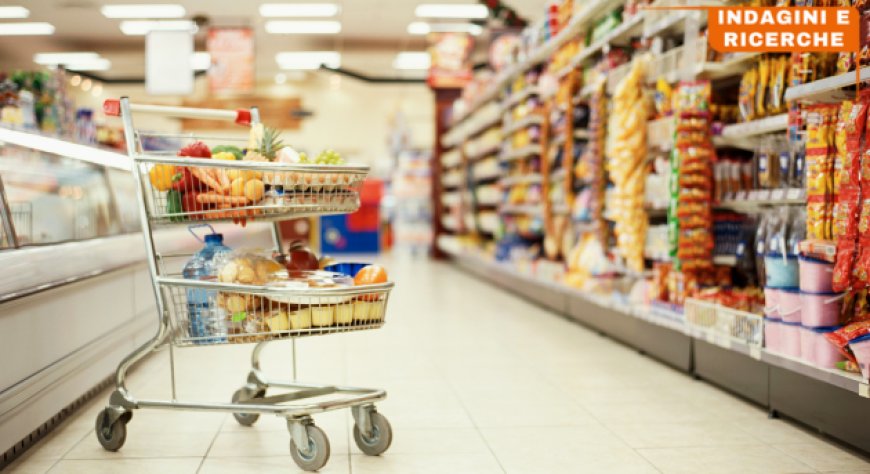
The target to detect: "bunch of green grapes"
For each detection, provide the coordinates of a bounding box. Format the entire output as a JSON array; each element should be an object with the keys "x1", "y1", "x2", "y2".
[{"x1": 315, "y1": 149, "x2": 344, "y2": 165}]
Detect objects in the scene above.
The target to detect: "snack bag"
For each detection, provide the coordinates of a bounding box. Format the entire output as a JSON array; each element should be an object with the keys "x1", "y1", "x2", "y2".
[
  {"x1": 756, "y1": 56, "x2": 770, "y2": 117},
  {"x1": 833, "y1": 241, "x2": 856, "y2": 292},
  {"x1": 739, "y1": 67, "x2": 757, "y2": 121}
]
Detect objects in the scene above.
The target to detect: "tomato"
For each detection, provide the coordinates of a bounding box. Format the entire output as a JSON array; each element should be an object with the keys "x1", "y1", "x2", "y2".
[{"x1": 354, "y1": 265, "x2": 387, "y2": 285}]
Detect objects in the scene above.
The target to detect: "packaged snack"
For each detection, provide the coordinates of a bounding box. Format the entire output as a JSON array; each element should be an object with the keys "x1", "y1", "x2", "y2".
[
  {"x1": 756, "y1": 56, "x2": 770, "y2": 117},
  {"x1": 833, "y1": 241, "x2": 856, "y2": 292},
  {"x1": 739, "y1": 67, "x2": 757, "y2": 122}
]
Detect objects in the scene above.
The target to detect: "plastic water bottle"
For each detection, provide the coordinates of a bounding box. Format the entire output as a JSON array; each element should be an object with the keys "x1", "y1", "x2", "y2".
[{"x1": 182, "y1": 233, "x2": 232, "y2": 343}]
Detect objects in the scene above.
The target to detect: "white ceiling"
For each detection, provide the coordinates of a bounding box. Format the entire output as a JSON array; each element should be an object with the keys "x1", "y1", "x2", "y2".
[{"x1": 0, "y1": 0, "x2": 547, "y2": 79}]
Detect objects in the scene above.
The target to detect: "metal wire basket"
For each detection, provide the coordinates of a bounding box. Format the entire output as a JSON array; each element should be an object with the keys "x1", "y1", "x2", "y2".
[
  {"x1": 137, "y1": 152, "x2": 369, "y2": 225},
  {"x1": 160, "y1": 277, "x2": 393, "y2": 346},
  {"x1": 685, "y1": 298, "x2": 763, "y2": 347}
]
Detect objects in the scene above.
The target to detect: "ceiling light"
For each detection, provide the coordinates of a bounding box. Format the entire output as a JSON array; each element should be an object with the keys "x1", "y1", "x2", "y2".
[
  {"x1": 276, "y1": 51, "x2": 340, "y2": 70},
  {"x1": 65, "y1": 58, "x2": 112, "y2": 71},
  {"x1": 91, "y1": 83, "x2": 103, "y2": 96},
  {"x1": 393, "y1": 52, "x2": 430, "y2": 70},
  {"x1": 415, "y1": 4, "x2": 488, "y2": 19},
  {"x1": 101, "y1": 4, "x2": 185, "y2": 19},
  {"x1": 275, "y1": 73, "x2": 287, "y2": 84},
  {"x1": 0, "y1": 6, "x2": 29, "y2": 19},
  {"x1": 81, "y1": 78, "x2": 92, "y2": 92},
  {"x1": 70, "y1": 75, "x2": 81, "y2": 86},
  {"x1": 34, "y1": 52, "x2": 99, "y2": 65},
  {"x1": 0, "y1": 22, "x2": 55, "y2": 35},
  {"x1": 120, "y1": 20, "x2": 197, "y2": 35},
  {"x1": 265, "y1": 20, "x2": 341, "y2": 34},
  {"x1": 191, "y1": 52, "x2": 210, "y2": 71},
  {"x1": 259, "y1": 3, "x2": 340, "y2": 17},
  {"x1": 34, "y1": 52, "x2": 111, "y2": 71},
  {"x1": 408, "y1": 21, "x2": 481, "y2": 35}
]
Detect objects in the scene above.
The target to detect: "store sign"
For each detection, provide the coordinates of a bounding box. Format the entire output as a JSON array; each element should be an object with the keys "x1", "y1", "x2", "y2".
[
  {"x1": 708, "y1": 7, "x2": 858, "y2": 53},
  {"x1": 145, "y1": 30, "x2": 194, "y2": 95},
  {"x1": 427, "y1": 32, "x2": 473, "y2": 89},
  {"x1": 207, "y1": 27, "x2": 255, "y2": 95}
]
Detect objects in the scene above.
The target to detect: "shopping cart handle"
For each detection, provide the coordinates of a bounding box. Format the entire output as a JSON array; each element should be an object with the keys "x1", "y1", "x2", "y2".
[
  {"x1": 103, "y1": 98, "x2": 253, "y2": 125},
  {"x1": 103, "y1": 99, "x2": 121, "y2": 116}
]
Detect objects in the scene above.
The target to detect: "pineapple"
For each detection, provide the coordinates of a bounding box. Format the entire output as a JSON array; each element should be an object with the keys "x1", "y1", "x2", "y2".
[{"x1": 245, "y1": 125, "x2": 285, "y2": 162}]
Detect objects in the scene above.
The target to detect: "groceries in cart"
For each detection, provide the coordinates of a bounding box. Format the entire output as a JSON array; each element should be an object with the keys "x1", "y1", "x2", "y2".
[
  {"x1": 178, "y1": 237, "x2": 391, "y2": 344},
  {"x1": 146, "y1": 125, "x2": 363, "y2": 226}
]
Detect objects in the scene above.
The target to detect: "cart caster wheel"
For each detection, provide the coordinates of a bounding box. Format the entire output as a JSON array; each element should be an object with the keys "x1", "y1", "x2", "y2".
[
  {"x1": 289, "y1": 424, "x2": 330, "y2": 472},
  {"x1": 231, "y1": 387, "x2": 266, "y2": 427},
  {"x1": 95, "y1": 408, "x2": 130, "y2": 452},
  {"x1": 353, "y1": 412, "x2": 392, "y2": 456}
]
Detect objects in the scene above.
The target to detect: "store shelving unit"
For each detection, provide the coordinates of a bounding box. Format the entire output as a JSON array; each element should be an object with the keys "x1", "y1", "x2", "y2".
[{"x1": 433, "y1": 2, "x2": 870, "y2": 453}]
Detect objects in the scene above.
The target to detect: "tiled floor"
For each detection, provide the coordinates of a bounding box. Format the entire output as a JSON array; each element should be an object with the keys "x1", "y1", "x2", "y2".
[{"x1": 6, "y1": 258, "x2": 870, "y2": 473}]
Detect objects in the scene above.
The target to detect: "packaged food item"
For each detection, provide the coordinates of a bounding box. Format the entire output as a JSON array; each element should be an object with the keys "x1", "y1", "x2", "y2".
[
  {"x1": 739, "y1": 67, "x2": 757, "y2": 122},
  {"x1": 756, "y1": 56, "x2": 770, "y2": 117}
]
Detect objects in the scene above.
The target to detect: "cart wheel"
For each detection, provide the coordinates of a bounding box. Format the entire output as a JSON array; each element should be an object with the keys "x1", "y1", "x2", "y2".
[
  {"x1": 353, "y1": 412, "x2": 392, "y2": 456},
  {"x1": 95, "y1": 408, "x2": 129, "y2": 452},
  {"x1": 289, "y1": 424, "x2": 330, "y2": 472},
  {"x1": 231, "y1": 387, "x2": 266, "y2": 427}
]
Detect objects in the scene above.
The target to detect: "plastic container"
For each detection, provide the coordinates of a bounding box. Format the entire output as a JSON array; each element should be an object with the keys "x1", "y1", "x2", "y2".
[
  {"x1": 764, "y1": 287, "x2": 781, "y2": 318},
  {"x1": 765, "y1": 253, "x2": 799, "y2": 288},
  {"x1": 182, "y1": 232, "x2": 232, "y2": 344},
  {"x1": 778, "y1": 288, "x2": 801, "y2": 323},
  {"x1": 799, "y1": 255, "x2": 834, "y2": 293},
  {"x1": 800, "y1": 291, "x2": 843, "y2": 327},
  {"x1": 800, "y1": 326, "x2": 842, "y2": 368},
  {"x1": 849, "y1": 334, "x2": 870, "y2": 381},
  {"x1": 324, "y1": 262, "x2": 370, "y2": 278},
  {"x1": 764, "y1": 318, "x2": 783, "y2": 353},
  {"x1": 780, "y1": 321, "x2": 802, "y2": 358}
]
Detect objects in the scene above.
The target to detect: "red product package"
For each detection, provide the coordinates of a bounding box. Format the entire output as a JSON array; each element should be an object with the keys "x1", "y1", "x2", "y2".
[
  {"x1": 852, "y1": 246, "x2": 870, "y2": 290},
  {"x1": 825, "y1": 320, "x2": 870, "y2": 352},
  {"x1": 833, "y1": 241, "x2": 856, "y2": 292}
]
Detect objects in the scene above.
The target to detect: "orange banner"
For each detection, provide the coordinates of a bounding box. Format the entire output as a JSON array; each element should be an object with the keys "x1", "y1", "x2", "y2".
[{"x1": 707, "y1": 7, "x2": 859, "y2": 53}]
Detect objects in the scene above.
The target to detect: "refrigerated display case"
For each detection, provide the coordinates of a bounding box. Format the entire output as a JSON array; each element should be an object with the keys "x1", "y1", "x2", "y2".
[{"x1": 0, "y1": 127, "x2": 273, "y2": 468}]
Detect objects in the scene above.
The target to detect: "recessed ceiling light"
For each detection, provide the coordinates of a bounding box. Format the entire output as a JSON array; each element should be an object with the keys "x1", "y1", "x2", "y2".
[
  {"x1": 407, "y1": 21, "x2": 481, "y2": 35},
  {"x1": 91, "y1": 83, "x2": 103, "y2": 96},
  {"x1": 415, "y1": 4, "x2": 488, "y2": 19},
  {"x1": 0, "y1": 22, "x2": 55, "y2": 35},
  {"x1": 0, "y1": 6, "x2": 29, "y2": 19},
  {"x1": 275, "y1": 51, "x2": 340, "y2": 70},
  {"x1": 393, "y1": 51, "x2": 430, "y2": 70},
  {"x1": 265, "y1": 20, "x2": 341, "y2": 34},
  {"x1": 101, "y1": 4, "x2": 186, "y2": 19},
  {"x1": 70, "y1": 75, "x2": 82, "y2": 86},
  {"x1": 191, "y1": 52, "x2": 211, "y2": 71},
  {"x1": 81, "y1": 78, "x2": 92, "y2": 92},
  {"x1": 259, "y1": 3, "x2": 340, "y2": 17},
  {"x1": 120, "y1": 20, "x2": 197, "y2": 35}
]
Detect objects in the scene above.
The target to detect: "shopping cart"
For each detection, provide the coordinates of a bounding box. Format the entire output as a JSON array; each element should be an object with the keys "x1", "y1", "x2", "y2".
[{"x1": 95, "y1": 98, "x2": 394, "y2": 471}]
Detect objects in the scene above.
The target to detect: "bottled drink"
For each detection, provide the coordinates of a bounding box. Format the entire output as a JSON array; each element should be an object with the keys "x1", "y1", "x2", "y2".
[{"x1": 182, "y1": 233, "x2": 232, "y2": 343}]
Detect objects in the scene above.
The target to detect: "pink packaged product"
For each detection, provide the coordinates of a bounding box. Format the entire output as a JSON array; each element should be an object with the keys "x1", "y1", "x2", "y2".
[
  {"x1": 799, "y1": 256, "x2": 834, "y2": 293},
  {"x1": 781, "y1": 321, "x2": 802, "y2": 358},
  {"x1": 764, "y1": 287, "x2": 781, "y2": 319},
  {"x1": 800, "y1": 291, "x2": 844, "y2": 327},
  {"x1": 764, "y1": 319, "x2": 783, "y2": 353},
  {"x1": 849, "y1": 334, "x2": 870, "y2": 381},
  {"x1": 799, "y1": 326, "x2": 843, "y2": 369},
  {"x1": 778, "y1": 289, "x2": 802, "y2": 323}
]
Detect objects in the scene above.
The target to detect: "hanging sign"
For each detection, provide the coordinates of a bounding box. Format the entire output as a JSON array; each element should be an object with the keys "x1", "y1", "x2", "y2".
[
  {"x1": 427, "y1": 32, "x2": 474, "y2": 89},
  {"x1": 207, "y1": 27, "x2": 255, "y2": 95}
]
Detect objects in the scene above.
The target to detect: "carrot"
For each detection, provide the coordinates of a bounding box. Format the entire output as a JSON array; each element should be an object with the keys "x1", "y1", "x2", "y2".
[
  {"x1": 190, "y1": 167, "x2": 225, "y2": 193},
  {"x1": 196, "y1": 193, "x2": 248, "y2": 205},
  {"x1": 211, "y1": 168, "x2": 231, "y2": 192}
]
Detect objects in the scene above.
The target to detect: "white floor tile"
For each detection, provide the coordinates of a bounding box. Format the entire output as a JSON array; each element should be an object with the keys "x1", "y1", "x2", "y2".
[{"x1": 638, "y1": 445, "x2": 816, "y2": 474}]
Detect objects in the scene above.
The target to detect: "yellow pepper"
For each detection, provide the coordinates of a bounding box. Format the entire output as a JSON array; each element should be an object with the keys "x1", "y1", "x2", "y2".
[
  {"x1": 148, "y1": 164, "x2": 176, "y2": 191},
  {"x1": 212, "y1": 151, "x2": 237, "y2": 161}
]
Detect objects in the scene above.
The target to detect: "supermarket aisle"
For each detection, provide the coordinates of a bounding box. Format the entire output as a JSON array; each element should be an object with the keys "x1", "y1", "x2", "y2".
[{"x1": 5, "y1": 258, "x2": 870, "y2": 474}]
